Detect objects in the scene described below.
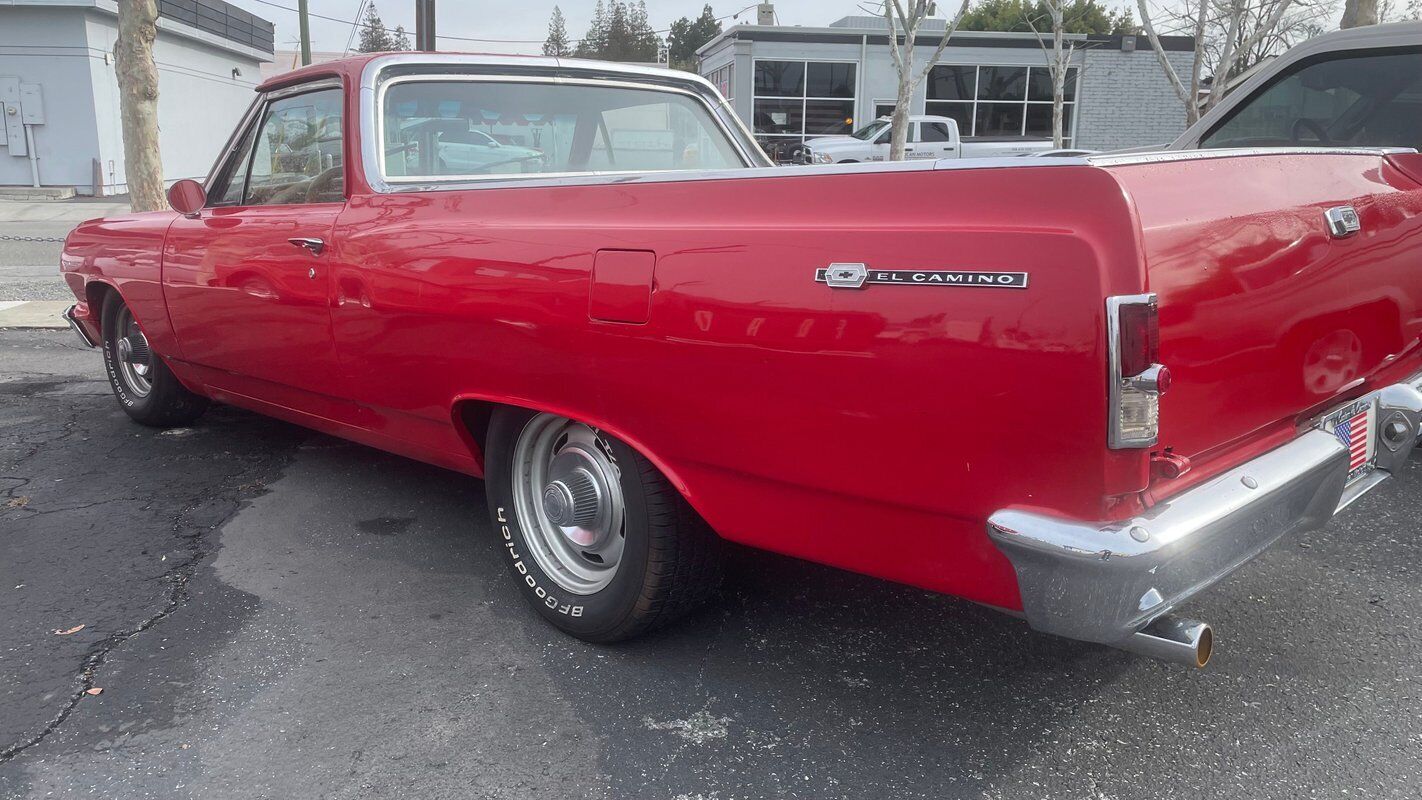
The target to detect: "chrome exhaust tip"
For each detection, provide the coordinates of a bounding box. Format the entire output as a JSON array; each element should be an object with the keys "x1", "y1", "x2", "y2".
[{"x1": 1117, "y1": 615, "x2": 1213, "y2": 668}]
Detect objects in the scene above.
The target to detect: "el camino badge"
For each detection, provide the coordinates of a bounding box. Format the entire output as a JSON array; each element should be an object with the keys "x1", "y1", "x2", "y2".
[{"x1": 816, "y1": 263, "x2": 1028, "y2": 290}]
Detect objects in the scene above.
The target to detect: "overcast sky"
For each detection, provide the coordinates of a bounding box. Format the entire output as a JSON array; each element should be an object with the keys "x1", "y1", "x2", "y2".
[{"x1": 223, "y1": 1, "x2": 987, "y2": 57}]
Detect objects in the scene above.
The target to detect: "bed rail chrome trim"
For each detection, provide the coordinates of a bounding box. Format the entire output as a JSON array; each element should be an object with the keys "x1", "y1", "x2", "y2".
[{"x1": 1088, "y1": 146, "x2": 1417, "y2": 168}]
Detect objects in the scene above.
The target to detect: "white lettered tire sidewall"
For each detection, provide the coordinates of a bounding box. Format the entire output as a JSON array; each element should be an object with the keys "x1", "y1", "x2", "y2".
[{"x1": 485, "y1": 408, "x2": 651, "y2": 641}]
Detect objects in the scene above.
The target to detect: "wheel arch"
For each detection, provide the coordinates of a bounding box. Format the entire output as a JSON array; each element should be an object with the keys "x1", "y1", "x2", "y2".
[
  {"x1": 83, "y1": 280, "x2": 119, "y2": 331},
  {"x1": 449, "y1": 394, "x2": 696, "y2": 501}
]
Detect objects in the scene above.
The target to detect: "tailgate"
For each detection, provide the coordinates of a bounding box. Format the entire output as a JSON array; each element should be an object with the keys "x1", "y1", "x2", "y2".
[{"x1": 1108, "y1": 150, "x2": 1422, "y2": 465}]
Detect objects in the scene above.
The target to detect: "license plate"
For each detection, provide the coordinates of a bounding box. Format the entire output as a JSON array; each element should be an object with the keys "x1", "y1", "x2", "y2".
[{"x1": 1320, "y1": 397, "x2": 1377, "y2": 485}]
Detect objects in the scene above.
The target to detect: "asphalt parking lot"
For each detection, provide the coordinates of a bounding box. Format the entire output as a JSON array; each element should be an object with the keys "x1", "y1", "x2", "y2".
[{"x1": 0, "y1": 327, "x2": 1419, "y2": 800}]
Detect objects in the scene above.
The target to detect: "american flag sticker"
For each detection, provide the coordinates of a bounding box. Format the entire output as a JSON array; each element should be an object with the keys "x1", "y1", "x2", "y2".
[{"x1": 1330, "y1": 402, "x2": 1376, "y2": 481}]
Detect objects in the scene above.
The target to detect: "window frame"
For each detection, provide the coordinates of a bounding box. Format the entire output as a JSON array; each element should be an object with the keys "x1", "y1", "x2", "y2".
[
  {"x1": 1198, "y1": 45, "x2": 1422, "y2": 150},
  {"x1": 204, "y1": 78, "x2": 347, "y2": 208},
  {"x1": 750, "y1": 57, "x2": 861, "y2": 147},
  {"x1": 375, "y1": 73, "x2": 756, "y2": 186},
  {"x1": 925, "y1": 64, "x2": 1080, "y2": 144}
]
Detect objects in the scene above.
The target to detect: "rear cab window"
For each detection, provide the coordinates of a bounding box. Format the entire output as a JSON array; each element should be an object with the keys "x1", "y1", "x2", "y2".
[
  {"x1": 1201, "y1": 48, "x2": 1422, "y2": 151},
  {"x1": 378, "y1": 78, "x2": 747, "y2": 182}
]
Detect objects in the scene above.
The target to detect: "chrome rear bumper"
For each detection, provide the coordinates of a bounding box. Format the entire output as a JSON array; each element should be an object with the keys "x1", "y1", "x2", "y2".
[
  {"x1": 62, "y1": 304, "x2": 97, "y2": 348},
  {"x1": 988, "y1": 380, "x2": 1422, "y2": 647}
]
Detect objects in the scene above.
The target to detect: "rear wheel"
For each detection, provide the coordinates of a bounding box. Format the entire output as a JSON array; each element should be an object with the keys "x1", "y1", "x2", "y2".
[
  {"x1": 100, "y1": 292, "x2": 208, "y2": 427},
  {"x1": 484, "y1": 408, "x2": 722, "y2": 642}
]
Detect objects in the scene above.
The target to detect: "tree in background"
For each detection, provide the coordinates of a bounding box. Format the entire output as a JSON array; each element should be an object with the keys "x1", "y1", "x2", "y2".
[
  {"x1": 575, "y1": 1, "x2": 660, "y2": 61},
  {"x1": 881, "y1": 0, "x2": 973, "y2": 161},
  {"x1": 667, "y1": 5, "x2": 723, "y2": 70},
  {"x1": 576, "y1": 1, "x2": 610, "y2": 57},
  {"x1": 115, "y1": 0, "x2": 164, "y2": 212},
  {"x1": 543, "y1": 6, "x2": 571, "y2": 56},
  {"x1": 357, "y1": 3, "x2": 411, "y2": 52},
  {"x1": 1340, "y1": 0, "x2": 1379, "y2": 26},
  {"x1": 1024, "y1": 0, "x2": 1079, "y2": 148},
  {"x1": 1136, "y1": 0, "x2": 1324, "y2": 124},
  {"x1": 960, "y1": 0, "x2": 1133, "y2": 33}
]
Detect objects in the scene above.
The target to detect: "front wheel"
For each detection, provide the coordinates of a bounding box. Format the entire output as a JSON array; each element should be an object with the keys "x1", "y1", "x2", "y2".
[
  {"x1": 484, "y1": 408, "x2": 722, "y2": 642},
  {"x1": 100, "y1": 291, "x2": 208, "y2": 427}
]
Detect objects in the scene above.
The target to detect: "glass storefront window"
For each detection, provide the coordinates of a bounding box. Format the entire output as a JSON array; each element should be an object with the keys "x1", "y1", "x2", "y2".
[
  {"x1": 927, "y1": 64, "x2": 1079, "y2": 144},
  {"x1": 752, "y1": 59, "x2": 859, "y2": 159}
]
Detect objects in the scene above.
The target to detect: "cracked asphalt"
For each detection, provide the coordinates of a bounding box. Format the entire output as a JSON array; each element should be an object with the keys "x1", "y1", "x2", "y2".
[{"x1": 1, "y1": 328, "x2": 1420, "y2": 799}]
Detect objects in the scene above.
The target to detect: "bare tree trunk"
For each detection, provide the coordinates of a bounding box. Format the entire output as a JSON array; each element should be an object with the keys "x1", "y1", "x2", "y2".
[
  {"x1": 1137, "y1": 0, "x2": 1198, "y2": 122},
  {"x1": 115, "y1": 0, "x2": 164, "y2": 212},
  {"x1": 882, "y1": 0, "x2": 970, "y2": 162},
  {"x1": 1050, "y1": 3, "x2": 1066, "y2": 148},
  {"x1": 1341, "y1": 0, "x2": 1380, "y2": 27}
]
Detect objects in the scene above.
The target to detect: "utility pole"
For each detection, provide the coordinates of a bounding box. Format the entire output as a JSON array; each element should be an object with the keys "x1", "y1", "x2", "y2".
[
  {"x1": 415, "y1": 0, "x2": 436, "y2": 51},
  {"x1": 297, "y1": 0, "x2": 312, "y2": 64}
]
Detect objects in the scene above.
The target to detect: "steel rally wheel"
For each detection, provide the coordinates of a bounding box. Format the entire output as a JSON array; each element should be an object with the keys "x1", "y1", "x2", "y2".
[
  {"x1": 100, "y1": 291, "x2": 208, "y2": 428},
  {"x1": 484, "y1": 408, "x2": 722, "y2": 642}
]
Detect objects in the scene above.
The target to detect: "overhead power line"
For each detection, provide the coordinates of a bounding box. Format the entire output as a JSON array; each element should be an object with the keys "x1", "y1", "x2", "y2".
[{"x1": 242, "y1": 0, "x2": 760, "y2": 46}]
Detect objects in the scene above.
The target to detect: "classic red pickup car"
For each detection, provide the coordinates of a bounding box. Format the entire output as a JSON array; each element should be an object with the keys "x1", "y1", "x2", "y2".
[{"x1": 61, "y1": 54, "x2": 1422, "y2": 667}]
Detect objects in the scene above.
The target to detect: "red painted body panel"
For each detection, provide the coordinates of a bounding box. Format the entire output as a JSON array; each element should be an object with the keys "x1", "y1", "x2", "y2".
[
  {"x1": 1115, "y1": 154, "x2": 1422, "y2": 485},
  {"x1": 57, "y1": 56, "x2": 1422, "y2": 613},
  {"x1": 164, "y1": 204, "x2": 344, "y2": 396}
]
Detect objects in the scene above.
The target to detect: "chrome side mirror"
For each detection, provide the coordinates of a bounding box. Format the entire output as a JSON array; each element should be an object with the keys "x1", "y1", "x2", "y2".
[{"x1": 167, "y1": 179, "x2": 207, "y2": 218}]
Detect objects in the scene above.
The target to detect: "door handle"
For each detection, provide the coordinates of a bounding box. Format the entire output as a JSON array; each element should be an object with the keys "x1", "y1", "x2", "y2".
[{"x1": 288, "y1": 237, "x2": 325, "y2": 256}]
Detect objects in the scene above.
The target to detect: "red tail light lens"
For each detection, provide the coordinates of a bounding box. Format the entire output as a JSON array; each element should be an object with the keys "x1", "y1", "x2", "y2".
[
  {"x1": 1117, "y1": 300, "x2": 1159, "y2": 378},
  {"x1": 1107, "y1": 294, "x2": 1164, "y2": 449}
]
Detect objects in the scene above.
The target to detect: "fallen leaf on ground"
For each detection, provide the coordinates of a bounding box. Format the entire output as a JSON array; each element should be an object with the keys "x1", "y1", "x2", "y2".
[
  {"x1": 54, "y1": 625, "x2": 85, "y2": 635},
  {"x1": 4, "y1": 497, "x2": 27, "y2": 509},
  {"x1": 85, "y1": 687, "x2": 103, "y2": 696}
]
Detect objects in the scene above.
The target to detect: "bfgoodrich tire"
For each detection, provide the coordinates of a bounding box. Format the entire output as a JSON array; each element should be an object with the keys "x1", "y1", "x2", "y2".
[
  {"x1": 100, "y1": 291, "x2": 209, "y2": 428},
  {"x1": 484, "y1": 408, "x2": 722, "y2": 642}
]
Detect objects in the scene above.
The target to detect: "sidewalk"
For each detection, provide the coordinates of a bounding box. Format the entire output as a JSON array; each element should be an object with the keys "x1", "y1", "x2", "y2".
[
  {"x1": 0, "y1": 299, "x2": 69, "y2": 329},
  {"x1": 0, "y1": 198, "x2": 131, "y2": 223},
  {"x1": 0, "y1": 196, "x2": 123, "y2": 328}
]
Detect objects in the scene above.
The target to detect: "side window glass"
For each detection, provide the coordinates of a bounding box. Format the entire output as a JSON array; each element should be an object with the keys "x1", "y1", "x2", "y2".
[
  {"x1": 208, "y1": 114, "x2": 260, "y2": 207},
  {"x1": 380, "y1": 80, "x2": 746, "y2": 180},
  {"x1": 1202, "y1": 49, "x2": 1422, "y2": 150},
  {"x1": 245, "y1": 88, "x2": 345, "y2": 205},
  {"x1": 922, "y1": 122, "x2": 952, "y2": 142}
]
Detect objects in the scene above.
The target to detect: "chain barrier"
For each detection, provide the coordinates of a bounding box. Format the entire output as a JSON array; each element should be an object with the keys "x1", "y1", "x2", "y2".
[{"x1": 0, "y1": 234, "x2": 67, "y2": 243}]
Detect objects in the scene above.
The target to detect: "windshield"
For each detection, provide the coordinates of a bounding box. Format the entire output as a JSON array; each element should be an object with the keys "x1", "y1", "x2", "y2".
[{"x1": 851, "y1": 119, "x2": 890, "y2": 141}]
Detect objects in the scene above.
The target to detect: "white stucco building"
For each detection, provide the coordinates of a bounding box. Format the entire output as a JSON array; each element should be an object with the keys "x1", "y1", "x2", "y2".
[
  {"x1": 698, "y1": 15, "x2": 1196, "y2": 160},
  {"x1": 0, "y1": 0, "x2": 273, "y2": 195}
]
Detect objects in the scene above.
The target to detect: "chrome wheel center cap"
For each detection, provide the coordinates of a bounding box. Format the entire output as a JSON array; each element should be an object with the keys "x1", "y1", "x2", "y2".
[{"x1": 541, "y1": 468, "x2": 601, "y2": 544}]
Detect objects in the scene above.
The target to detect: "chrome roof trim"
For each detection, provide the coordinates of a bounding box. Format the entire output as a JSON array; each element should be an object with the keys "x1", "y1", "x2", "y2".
[{"x1": 357, "y1": 53, "x2": 771, "y2": 192}]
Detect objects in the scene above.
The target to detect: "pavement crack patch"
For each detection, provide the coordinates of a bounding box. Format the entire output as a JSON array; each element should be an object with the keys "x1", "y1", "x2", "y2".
[
  {"x1": 0, "y1": 566, "x2": 196, "y2": 763},
  {"x1": 0, "y1": 434, "x2": 299, "y2": 764}
]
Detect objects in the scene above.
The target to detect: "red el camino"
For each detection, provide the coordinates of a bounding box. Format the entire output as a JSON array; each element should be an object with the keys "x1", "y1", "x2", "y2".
[{"x1": 60, "y1": 53, "x2": 1422, "y2": 667}]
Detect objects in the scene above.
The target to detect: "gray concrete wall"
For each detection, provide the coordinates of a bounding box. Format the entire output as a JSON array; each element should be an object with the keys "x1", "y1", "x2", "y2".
[
  {"x1": 0, "y1": 2, "x2": 267, "y2": 194},
  {"x1": 0, "y1": 6, "x2": 102, "y2": 191},
  {"x1": 1076, "y1": 47, "x2": 1194, "y2": 151}
]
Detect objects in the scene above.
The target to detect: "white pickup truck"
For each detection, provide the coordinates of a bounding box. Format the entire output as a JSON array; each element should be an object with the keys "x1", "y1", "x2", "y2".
[{"x1": 797, "y1": 115, "x2": 1055, "y2": 164}]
